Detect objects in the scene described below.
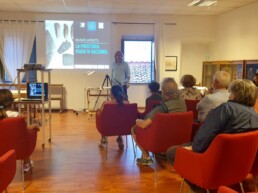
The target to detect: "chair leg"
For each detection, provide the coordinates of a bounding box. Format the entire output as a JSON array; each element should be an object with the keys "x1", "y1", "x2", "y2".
[
  {"x1": 131, "y1": 136, "x2": 136, "y2": 158},
  {"x1": 126, "y1": 135, "x2": 128, "y2": 148},
  {"x1": 254, "y1": 176, "x2": 257, "y2": 191},
  {"x1": 239, "y1": 182, "x2": 245, "y2": 193},
  {"x1": 21, "y1": 160, "x2": 25, "y2": 192},
  {"x1": 105, "y1": 137, "x2": 108, "y2": 160},
  {"x1": 179, "y1": 178, "x2": 185, "y2": 193},
  {"x1": 153, "y1": 154, "x2": 157, "y2": 184}
]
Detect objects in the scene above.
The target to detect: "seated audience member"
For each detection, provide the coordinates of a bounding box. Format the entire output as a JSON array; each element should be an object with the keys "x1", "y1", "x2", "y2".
[
  {"x1": 0, "y1": 89, "x2": 39, "y2": 172},
  {"x1": 197, "y1": 71, "x2": 231, "y2": 123},
  {"x1": 145, "y1": 81, "x2": 163, "y2": 106},
  {"x1": 131, "y1": 77, "x2": 187, "y2": 165},
  {"x1": 166, "y1": 79, "x2": 258, "y2": 166},
  {"x1": 0, "y1": 89, "x2": 19, "y2": 117},
  {"x1": 253, "y1": 72, "x2": 258, "y2": 87},
  {"x1": 98, "y1": 85, "x2": 129, "y2": 149},
  {"x1": 178, "y1": 74, "x2": 202, "y2": 100}
]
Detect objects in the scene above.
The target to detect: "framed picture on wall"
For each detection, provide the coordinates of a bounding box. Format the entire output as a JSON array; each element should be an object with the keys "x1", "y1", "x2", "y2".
[{"x1": 164, "y1": 56, "x2": 177, "y2": 71}]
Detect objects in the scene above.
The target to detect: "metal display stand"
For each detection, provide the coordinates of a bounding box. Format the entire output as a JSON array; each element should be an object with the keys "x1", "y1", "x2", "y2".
[
  {"x1": 86, "y1": 75, "x2": 111, "y2": 116},
  {"x1": 16, "y1": 68, "x2": 52, "y2": 148},
  {"x1": 93, "y1": 75, "x2": 111, "y2": 110}
]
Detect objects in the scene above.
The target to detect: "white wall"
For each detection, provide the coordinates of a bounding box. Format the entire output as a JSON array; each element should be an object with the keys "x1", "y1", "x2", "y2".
[
  {"x1": 209, "y1": 1, "x2": 258, "y2": 60},
  {"x1": 181, "y1": 43, "x2": 209, "y2": 84},
  {"x1": 0, "y1": 12, "x2": 216, "y2": 109}
]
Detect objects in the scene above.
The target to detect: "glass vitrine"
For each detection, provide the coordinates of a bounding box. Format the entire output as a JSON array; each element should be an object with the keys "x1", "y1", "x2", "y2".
[
  {"x1": 244, "y1": 60, "x2": 258, "y2": 81},
  {"x1": 202, "y1": 60, "x2": 244, "y2": 89}
]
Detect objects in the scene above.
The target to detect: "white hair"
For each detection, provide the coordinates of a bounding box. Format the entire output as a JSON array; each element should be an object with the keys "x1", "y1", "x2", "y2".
[{"x1": 213, "y1": 71, "x2": 231, "y2": 88}]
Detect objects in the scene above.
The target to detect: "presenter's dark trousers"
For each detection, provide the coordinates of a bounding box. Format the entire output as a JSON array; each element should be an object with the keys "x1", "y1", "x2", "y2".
[{"x1": 122, "y1": 85, "x2": 128, "y2": 101}]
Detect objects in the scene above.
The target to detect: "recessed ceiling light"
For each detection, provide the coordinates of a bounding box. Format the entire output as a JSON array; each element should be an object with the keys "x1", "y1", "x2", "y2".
[{"x1": 188, "y1": 0, "x2": 217, "y2": 7}]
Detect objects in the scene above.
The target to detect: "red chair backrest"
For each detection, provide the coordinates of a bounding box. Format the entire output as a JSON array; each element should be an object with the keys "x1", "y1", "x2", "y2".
[
  {"x1": 139, "y1": 100, "x2": 161, "y2": 119},
  {"x1": 0, "y1": 150, "x2": 16, "y2": 193},
  {"x1": 0, "y1": 117, "x2": 37, "y2": 160},
  {"x1": 136, "y1": 111, "x2": 193, "y2": 153},
  {"x1": 185, "y1": 99, "x2": 200, "y2": 120},
  {"x1": 96, "y1": 103, "x2": 138, "y2": 136}
]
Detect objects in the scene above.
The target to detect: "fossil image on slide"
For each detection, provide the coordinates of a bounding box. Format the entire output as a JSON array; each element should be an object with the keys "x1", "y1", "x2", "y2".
[
  {"x1": 54, "y1": 23, "x2": 61, "y2": 38},
  {"x1": 71, "y1": 23, "x2": 73, "y2": 40},
  {"x1": 57, "y1": 23, "x2": 71, "y2": 54},
  {"x1": 63, "y1": 53, "x2": 74, "y2": 66},
  {"x1": 46, "y1": 30, "x2": 56, "y2": 67}
]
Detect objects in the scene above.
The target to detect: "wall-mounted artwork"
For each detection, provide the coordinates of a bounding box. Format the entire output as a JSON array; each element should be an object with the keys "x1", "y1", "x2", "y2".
[{"x1": 164, "y1": 56, "x2": 177, "y2": 71}]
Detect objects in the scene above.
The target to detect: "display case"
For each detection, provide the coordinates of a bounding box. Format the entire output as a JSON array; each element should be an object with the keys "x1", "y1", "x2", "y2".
[
  {"x1": 202, "y1": 60, "x2": 244, "y2": 89},
  {"x1": 244, "y1": 60, "x2": 258, "y2": 81}
]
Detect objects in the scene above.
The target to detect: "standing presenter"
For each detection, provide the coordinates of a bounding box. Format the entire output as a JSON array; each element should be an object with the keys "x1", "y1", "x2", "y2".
[{"x1": 111, "y1": 51, "x2": 130, "y2": 100}]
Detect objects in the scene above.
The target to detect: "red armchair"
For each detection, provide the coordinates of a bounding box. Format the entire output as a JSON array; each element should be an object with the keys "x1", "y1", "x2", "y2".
[
  {"x1": 174, "y1": 130, "x2": 258, "y2": 193},
  {"x1": 185, "y1": 99, "x2": 201, "y2": 140},
  {"x1": 138, "y1": 100, "x2": 161, "y2": 119},
  {"x1": 0, "y1": 117, "x2": 38, "y2": 191},
  {"x1": 185, "y1": 99, "x2": 200, "y2": 120},
  {"x1": 135, "y1": 111, "x2": 193, "y2": 181},
  {"x1": 96, "y1": 103, "x2": 138, "y2": 158},
  {"x1": 251, "y1": 151, "x2": 258, "y2": 191},
  {"x1": 0, "y1": 150, "x2": 16, "y2": 193}
]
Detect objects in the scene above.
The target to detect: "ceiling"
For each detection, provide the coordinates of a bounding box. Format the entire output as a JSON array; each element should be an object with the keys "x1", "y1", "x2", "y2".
[{"x1": 0, "y1": 0, "x2": 257, "y2": 16}]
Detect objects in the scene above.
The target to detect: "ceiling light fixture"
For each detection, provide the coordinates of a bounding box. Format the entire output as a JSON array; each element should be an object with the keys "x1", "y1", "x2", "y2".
[{"x1": 188, "y1": 0, "x2": 217, "y2": 7}]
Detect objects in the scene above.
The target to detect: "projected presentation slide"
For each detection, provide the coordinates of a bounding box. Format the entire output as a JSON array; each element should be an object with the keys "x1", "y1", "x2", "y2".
[{"x1": 45, "y1": 20, "x2": 110, "y2": 69}]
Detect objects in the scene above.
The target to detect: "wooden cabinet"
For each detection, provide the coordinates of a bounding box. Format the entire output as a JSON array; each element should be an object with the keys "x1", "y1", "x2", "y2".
[
  {"x1": 202, "y1": 60, "x2": 244, "y2": 88},
  {"x1": 244, "y1": 60, "x2": 258, "y2": 81}
]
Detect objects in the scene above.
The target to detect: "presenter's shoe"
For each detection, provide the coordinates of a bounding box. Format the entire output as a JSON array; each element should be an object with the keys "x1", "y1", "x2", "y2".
[
  {"x1": 99, "y1": 137, "x2": 107, "y2": 148},
  {"x1": 116, "y1": 136, "x2": 124, "y2": 150},
  {"x1": 136, "y1": 157, "x2": 153, "y2": 166}
]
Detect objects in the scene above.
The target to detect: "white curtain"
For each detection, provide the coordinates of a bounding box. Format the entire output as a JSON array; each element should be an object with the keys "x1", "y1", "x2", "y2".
[
  {"x1": 0, "y1": 20, "x2": 36, "y2": 83},
  {"x1": 154, "y1": 23, "x2": 164, "y2": 82}
]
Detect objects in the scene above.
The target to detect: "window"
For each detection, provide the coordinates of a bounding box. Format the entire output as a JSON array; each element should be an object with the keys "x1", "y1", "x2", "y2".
[
  {"x1": 122, "y1": 38, "x2": 155, "y2": 84},
  {"x1": 0, "y1": 38, "x2": 37, "y2": 83},
  {"x1": 0, "y1": 58, "x2": 10, "y2": 83},
  {"x1": 22, "y1": 37, "x2": 37, "y2": 83}
]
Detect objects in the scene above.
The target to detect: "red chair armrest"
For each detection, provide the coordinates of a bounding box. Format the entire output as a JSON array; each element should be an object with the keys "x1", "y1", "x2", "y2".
[{"x1": 0, "y1": 149, "x2": 16, "y2": 193}]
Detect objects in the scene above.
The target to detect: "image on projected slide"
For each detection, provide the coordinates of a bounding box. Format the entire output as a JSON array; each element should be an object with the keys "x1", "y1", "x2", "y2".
[
  {"x1": 45, "y1": 20, "x2": 74, "y2": 69},
  {"x1": 45, "y1": 20, "x2": 110, "y2": 69}
]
